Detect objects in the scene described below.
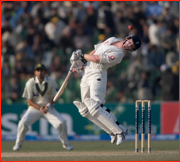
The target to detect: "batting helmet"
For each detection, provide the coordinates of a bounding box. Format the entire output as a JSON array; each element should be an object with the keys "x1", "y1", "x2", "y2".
[{"x1": 123, "y1": 35, "x2": 141, "y2": 51}]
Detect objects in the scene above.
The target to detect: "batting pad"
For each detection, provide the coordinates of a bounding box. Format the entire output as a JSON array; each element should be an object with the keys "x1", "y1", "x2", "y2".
[
  {"x1": 102, "y1": 106, "x2": 127, "y2": 133},
  {"x1": 73, "y1": 101, "x2": 112, "y2": 135},
  {"x1": 84, "y1": 98, "x2": 123, "y2": 135},
  {"x1": 73, "y1": 101, "x2": 89, "y2": 117}
]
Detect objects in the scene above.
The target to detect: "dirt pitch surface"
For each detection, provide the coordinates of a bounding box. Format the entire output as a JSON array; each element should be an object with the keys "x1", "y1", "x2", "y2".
[
  {"x1": 1, "y1": 141, "x2": 179, "y2": 161},
  {"x1": 1, "y1": 150, "x2": 178, "y2": 157}
]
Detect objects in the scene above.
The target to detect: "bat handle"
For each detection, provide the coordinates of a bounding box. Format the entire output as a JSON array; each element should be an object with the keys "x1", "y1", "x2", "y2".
[{"x1": 70, "y1": 61, "x2": 76, "y2": 71}]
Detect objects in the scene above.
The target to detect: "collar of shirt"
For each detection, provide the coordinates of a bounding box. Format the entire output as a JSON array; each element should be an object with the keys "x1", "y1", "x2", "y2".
[
  {"x1": 35, "y1": 76, "x2": 48, "y2": 84},
  {"x1": 109, "y1": 38, "x2": 123, "y2": 49}
]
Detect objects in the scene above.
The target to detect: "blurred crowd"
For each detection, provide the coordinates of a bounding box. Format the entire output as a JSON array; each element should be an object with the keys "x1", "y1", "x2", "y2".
[{"x1": 1, "y1": 1, "x2": 179, "y2": 104}]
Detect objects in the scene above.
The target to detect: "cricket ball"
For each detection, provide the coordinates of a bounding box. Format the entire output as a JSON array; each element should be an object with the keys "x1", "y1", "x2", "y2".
[{"x1": 128, "y1": 25, "x2": 133, "y2": 30}]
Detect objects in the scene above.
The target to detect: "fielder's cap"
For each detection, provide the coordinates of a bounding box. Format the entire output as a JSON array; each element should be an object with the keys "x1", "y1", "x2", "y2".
[
  {"x1": 131, "y1": 35, "x2": 141, "y2": 50},
  {"x1": 51, "y1": 17, "x2": 59, "y2": 23},
  {"x1": 34, "y1": 63, "x2": 46, "y2": 71}
]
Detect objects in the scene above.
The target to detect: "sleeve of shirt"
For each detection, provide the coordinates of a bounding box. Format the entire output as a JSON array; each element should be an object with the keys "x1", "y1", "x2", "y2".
[
  {"x1": 99, "y1": 51, "x2": 124, "y2": 65},
  {"x1": 22, "y1": 79, "x2": 33, "y2": 99},
  {"x1": 94, "y1": 43, "x2": 102, "y2": 50}
]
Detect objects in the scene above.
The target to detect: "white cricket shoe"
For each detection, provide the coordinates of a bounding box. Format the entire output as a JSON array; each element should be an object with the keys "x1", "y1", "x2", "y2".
[
  {"x1": 63, "y1": 143, "x2": 73, "y2": 151},
  {"x1": 110, "y1": 134, "x2": 116, "y2": 144},
  {"x1": 116, "y1": 133, "x2": 125, "y2": 146},
  {"x1": 111, "y1": 128, "x2": 128, "y2": 144},
  {"x1": 13, "y1": 144, "x2": 21, "y2": 151}
]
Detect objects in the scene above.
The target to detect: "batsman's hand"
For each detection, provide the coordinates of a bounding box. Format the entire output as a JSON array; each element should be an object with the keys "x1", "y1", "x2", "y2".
[
  {"x1": 70, "y1": 49, "x2": 82, "y2": 62},
  {"x1": 70, "y1": 49, "x2": 87, "y2": 65},
  {"x1": 40, "y1": 106, "x2": 48, "y2": 114},
  {"x1": 71, "y1": 62, "x2": 85, "y2": 73}
]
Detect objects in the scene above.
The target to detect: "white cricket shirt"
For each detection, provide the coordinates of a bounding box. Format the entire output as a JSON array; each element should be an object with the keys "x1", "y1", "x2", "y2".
[
  {"x1": 85, "y1": 37, "x2": 126, "y2": 70},
  {"x1": 22, "y1": 76, "x2": 58, "y2": 106}
]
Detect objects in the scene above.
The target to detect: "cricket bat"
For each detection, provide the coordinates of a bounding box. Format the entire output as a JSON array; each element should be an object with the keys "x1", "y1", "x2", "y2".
[{"x1": 53, "y1": 61, "x2": 75, "y2": 102}]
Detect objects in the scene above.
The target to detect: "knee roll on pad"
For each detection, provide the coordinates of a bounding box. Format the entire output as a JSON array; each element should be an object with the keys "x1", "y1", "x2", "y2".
[
  {"x1": 83, "y1": 98, "x2": 101, "y2": 117},
  {"x1": 73, "y1": 101, "x2": 89, "y2": 117},
  {"x1": 79, "y1": 107, "x2": 89, "y2": 117}
]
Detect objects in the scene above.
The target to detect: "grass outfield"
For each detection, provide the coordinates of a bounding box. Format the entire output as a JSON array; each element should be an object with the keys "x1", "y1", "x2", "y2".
[{"x1": 1, "y1": 140, "x2": 179, "y2": 161}]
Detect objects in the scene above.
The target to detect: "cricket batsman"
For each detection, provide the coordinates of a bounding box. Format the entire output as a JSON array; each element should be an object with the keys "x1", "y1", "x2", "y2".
[{"x1": 70, "y1": 35, "x2": 141, "y2": 145}]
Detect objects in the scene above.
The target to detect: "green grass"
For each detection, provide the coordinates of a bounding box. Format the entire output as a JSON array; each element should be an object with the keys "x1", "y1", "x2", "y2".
[{"x1": 1, "y1": 140, "x2": 179, "y2": 161}]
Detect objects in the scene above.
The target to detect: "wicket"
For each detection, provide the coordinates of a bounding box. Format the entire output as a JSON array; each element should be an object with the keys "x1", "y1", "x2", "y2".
[{"x1": 135, "y1": 100, "x2": 151, "y2": 153}]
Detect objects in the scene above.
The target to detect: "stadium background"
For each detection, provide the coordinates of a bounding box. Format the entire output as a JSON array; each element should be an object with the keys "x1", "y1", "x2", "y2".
[{"x1": 1, "y1": 1, "x2": 179, "y2": 142}]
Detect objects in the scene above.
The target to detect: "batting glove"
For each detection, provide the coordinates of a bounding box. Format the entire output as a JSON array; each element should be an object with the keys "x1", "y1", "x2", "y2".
[
  {"x1": 71, "y1": 61, "x2": 85, "y2": 73},
  {"x1": 70, "y1": 49, "x2": 82, "y2": 61},
  {"x1": 70, "y1": 49, "x2": 87, "y2": 64}
]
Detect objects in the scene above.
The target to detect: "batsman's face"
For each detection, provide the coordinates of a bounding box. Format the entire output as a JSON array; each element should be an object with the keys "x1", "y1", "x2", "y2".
[
  {"x1": 34, "y1": 68, "x2": 46, "y2": 80},
  {"x1": 123, "y1": 38, "x2": 135, "y2": 50}
]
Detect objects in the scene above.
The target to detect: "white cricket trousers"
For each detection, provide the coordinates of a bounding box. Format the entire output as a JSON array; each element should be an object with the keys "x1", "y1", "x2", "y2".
[
  {"x1": 15, "y1": 106, "x2": 69, "y2": 146},
  {"x1": 80, "y1": 69, "x2": 107, "y2": 104}
]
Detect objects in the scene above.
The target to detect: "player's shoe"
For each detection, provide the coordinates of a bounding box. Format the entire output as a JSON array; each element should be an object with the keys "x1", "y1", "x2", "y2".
[
  {"x1": 111, "y1": 128, "x2": 128, "y2": 144},
  {"x1": 110, "y1": 134, "x2": 116, "y2": 144},
  {"x1": 63, "y1": 143, "x2": 73, "y2": 151},
  {"x1": 116, "y1": 133, "x2": 125, "y2": 145},
  {"x1": 13, "y1": 144, "x2": 21, "y2": 151}
]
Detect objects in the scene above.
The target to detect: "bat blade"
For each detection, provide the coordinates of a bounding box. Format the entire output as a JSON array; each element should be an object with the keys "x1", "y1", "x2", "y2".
[
  {"x1": 56, "y1": 82, "x2": 68, "y2": 97},
  {"x1": 53, "y1": 74, "x2": 70, "y2": 102},
  {"x1": 53, "y1": 62, "x2": 75, "y2": 102}
]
